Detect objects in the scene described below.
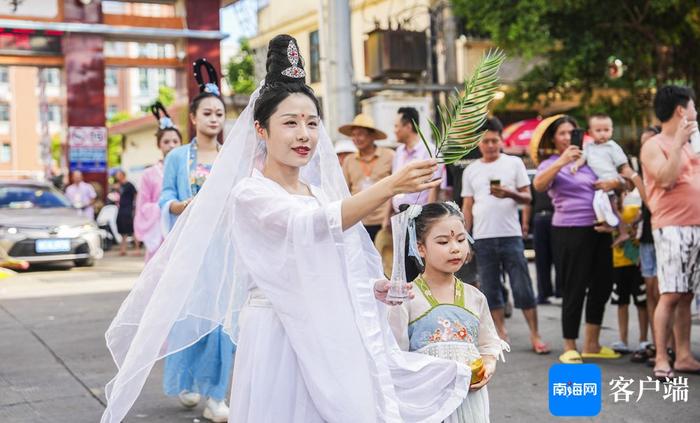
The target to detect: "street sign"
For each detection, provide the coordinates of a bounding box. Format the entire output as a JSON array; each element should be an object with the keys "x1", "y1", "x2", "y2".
[{"x1": 68, "y1": 126, "x2": 107, "y2": 173}]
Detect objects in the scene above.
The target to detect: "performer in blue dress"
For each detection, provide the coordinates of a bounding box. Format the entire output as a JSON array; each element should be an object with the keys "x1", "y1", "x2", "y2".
[{"x1": 158, "y1": 58, "x2": 233, "y2": 423}]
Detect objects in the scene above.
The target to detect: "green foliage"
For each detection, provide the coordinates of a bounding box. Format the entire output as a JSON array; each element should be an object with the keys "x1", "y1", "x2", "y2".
[
  {"x1": 50, "y1": 134, "x2": 62, "y2": 163},
  {"x1": 451, "y1": 0, "x2": 700, "y2": 139},
  {"x1": 417, "y1": 50, "x2": 506, "y2": 164},
  {"x1": 225, "y1": 38, "x2": 256, "y2": 95},
  {"x1": 157, "y1": 86, "x2": 175, "y2": 107},
  {"x1": 106, "y1": 112, "x2": 130, "y2": 168}
]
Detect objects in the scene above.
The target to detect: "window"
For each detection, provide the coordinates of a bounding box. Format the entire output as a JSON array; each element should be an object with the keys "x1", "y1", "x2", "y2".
[
  {"x1": 41, "y1": 68, "x2": 61, "y2": 87},
  {"x1": 107, "y1": 104, "x2": 118, "y2": 119},
  {"x1": 309, "y1": 30, "x2": 320, "y2": 83},
  {"x1": 102, "y1": 1, "x2": 176, "y2": 17},
  {"x1": 48, "y1": 105, "x2": 61, "y2": 124},
  {"x1": 105, "y1": 68, "x2": 118, "y2": 88},
  {"x1": 158, "y1": 68, "x2": 167, "y2": 86},
  {"x1": 0, "y1": 104, "x2": 8, "y2": 121},
  {"x1": 139, "y1": 68, "x2": 149, "y2": 95},
  {"x1": 0, "y1": 67, "x2": 8, "y2": 84},
  {"x1": 0, "y1": 144, "x2": 10, "y2": 163}
]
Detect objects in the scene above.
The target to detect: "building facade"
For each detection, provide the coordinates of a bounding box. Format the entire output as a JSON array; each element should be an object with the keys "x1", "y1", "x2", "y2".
[{"x1": 0, "y1": 0, "x2": 230, "y2": 190}]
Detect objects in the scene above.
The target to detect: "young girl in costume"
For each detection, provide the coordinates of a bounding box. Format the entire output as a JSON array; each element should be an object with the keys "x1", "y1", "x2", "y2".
[
  {"x1": 389, "y1": 202, "x2": 509, "y2": 423},
  {"x1": 156, "y1": 59, "x2": 233, "y2": 422},
  {"x1": 102, "y1": 36, "x2": 474, "y2": 423},
  {"x1": 134, "y1": 102, "x2": 181, "y2": 263}
]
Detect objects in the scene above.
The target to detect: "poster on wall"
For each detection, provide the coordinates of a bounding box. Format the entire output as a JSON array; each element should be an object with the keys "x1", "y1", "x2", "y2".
[{"x1": 68, "y1": 126, "x2": 107, "y2": 173}]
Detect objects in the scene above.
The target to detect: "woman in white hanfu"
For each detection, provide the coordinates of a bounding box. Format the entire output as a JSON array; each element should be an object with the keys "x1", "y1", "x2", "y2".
[{"x1": 101, "y1": 34, "x2": 471, "y2": 423}]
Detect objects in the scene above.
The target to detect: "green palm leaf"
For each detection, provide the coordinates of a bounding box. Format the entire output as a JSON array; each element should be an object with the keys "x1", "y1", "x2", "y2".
[{"x1": 418, "y1": 49, "x2": 506, "y2": 164}]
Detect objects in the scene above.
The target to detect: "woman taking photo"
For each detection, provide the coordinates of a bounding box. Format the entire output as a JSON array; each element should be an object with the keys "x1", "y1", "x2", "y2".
[{"x1": 532, "y1": 115, "x2": 623, "y2": 364}]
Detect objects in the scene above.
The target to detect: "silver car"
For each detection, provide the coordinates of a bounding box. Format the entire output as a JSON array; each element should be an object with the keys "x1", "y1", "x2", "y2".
[{"x1": 0, "y1": 180, "x2": 103, "y2": 267}]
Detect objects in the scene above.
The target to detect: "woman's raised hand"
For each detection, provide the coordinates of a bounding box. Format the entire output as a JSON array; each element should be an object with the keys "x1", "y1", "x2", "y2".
[
  {"x1": 389, "y1": 159, "x2": 442, "y2": 195},
  {"x1": 556, "y1": 146, "x2": 582, "y2": 165}
]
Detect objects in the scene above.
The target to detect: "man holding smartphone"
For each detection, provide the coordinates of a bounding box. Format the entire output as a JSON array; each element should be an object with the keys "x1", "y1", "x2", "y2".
[{"x1": 461, "y1": 117, "x2": 550, "y2": 354}]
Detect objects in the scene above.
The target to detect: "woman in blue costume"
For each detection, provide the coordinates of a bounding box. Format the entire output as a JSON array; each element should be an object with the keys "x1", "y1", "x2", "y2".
[{"x1": 157, "y1": 58, "x2": 233, "y2": 422}]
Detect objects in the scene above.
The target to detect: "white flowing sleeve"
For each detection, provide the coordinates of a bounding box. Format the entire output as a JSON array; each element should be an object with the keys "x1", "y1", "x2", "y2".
[
  {"x1": 476, "y1": 289, "x2": 509, "y2": 361},
  {"x1": 387, "y1": 301, "x2": 410, "y2": 351}
]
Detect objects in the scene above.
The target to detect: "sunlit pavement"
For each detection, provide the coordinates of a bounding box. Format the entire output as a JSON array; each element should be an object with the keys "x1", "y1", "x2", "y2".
[{"x1": 1, "y1": 253, "x2": 698, "y2": 422}]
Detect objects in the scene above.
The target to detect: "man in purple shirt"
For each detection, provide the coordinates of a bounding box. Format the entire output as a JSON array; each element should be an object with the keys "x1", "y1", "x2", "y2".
[
  {"x1": 387, "y1": 107, "x2": 441, "y2": 218},
  {"x1": 65, "y1": 170, "x2": 97, "y2": 219}
]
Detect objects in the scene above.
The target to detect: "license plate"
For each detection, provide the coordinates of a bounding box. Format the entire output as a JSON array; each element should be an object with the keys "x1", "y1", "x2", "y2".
[{"x1": 35, "y1": 239, "x2": 71, "y2": 253}]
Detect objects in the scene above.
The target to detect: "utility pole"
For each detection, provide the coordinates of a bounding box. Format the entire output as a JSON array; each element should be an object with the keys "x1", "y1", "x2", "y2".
[
  {"x1": 323, "y1": 0, "x2": 354, "y2": 141},
  {"x1": 442, "y1": 4, "x2": 458, "y2": 84}
]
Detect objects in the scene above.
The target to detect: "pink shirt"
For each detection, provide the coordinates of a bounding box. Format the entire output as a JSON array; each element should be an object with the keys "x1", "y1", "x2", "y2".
[
  {"x1": 391, "y1": 141, "x2": 444, "y2": 212},
  {"x1": 642, "y1": 137, "x2": 700, "y2": 229},
  {"x1": 135, "y1": 162, "x2": 164, "y2": 262},
  {"x1": 65, "y1": 181, "x2": 96, "y2": 219}
]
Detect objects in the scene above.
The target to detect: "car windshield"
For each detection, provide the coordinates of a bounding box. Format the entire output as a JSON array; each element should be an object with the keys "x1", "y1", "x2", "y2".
[{"x1": 0, "y1": 185, "x2": 72, "y2": 209}]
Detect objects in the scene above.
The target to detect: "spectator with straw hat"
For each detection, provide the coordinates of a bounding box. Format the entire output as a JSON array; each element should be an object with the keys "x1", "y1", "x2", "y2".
[{"x1": 339, "y1": 113, "x2": 394, "y2": 241}]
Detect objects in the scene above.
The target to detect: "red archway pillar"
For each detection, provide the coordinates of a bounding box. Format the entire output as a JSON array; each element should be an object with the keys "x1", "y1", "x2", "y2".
[
  {"x1": 185, "y1": 0, "x2": 221, "y2": 140},
  {"x1": 63, "y1": 0, "x2": 107, "y2": 195}
]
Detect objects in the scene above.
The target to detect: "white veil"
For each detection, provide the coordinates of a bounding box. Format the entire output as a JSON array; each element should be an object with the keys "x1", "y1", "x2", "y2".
[{"x1": 102, "y1": 75, "x2": 469, "y2": 421}]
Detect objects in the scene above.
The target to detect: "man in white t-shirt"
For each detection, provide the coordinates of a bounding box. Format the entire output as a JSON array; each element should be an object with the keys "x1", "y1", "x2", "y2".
[{"x1": 461, "y1": 117, "x2": 549, "y2": 354}]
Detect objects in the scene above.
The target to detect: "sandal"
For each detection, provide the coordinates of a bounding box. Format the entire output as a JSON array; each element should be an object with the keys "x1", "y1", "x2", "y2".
[
  {"x1": 532, "y1": 341, "x2": 551, "y2": 355},
  {"x1": 581, "y1": 346, "x2": 621, "y2": 359},
  {"x1": 559, "y1": 350, "x2": 583, "y2": 364},
  {"x1": 653, "y1": 368, "x2": 675, "y2": 381},
  {"x1": 630, "y1": 349, "x2": 647, "y2": 363},
  {"x1": 674, "y1": 367, "x2": 700, "y2": 375}
]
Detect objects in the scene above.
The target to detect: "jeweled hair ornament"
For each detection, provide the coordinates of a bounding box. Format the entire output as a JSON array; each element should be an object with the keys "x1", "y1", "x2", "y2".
[{"x1": 281, "y1": 40, "x2": 306, "y2": 79}]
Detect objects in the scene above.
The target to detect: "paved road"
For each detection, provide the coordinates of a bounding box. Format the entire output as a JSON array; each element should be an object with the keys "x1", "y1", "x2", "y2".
[{"x1": 1, "y1": 253, "x2": 699, "y2": 422}]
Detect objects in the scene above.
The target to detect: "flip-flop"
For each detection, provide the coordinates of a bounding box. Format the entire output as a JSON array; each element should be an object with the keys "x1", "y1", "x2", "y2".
[
  {"x1": 653, "y1": 368, "x2": 675, "y2": 381},
  {"x1": 581, "y1": 346, "x2": 621, "y2": 359},
  {"x1": 674, "y1": 367, "x2": 700, "y2": 375},
  {"x1": 532, "y1": 342, "x2": 551, "y2": 355},
  {"x1": 559, "y1": 350, "x2": 583, "y2": 364}
]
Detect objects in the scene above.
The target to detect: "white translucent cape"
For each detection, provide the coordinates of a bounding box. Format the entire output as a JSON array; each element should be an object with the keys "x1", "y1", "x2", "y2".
[{"x1": 101, "y1": 84, "x2": 470, "y2": 423}]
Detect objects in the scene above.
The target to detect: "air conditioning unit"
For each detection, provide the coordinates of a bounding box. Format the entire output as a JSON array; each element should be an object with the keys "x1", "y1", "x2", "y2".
[{"x1": 364, "y1": 29, "x2": 428, "y2": 82}]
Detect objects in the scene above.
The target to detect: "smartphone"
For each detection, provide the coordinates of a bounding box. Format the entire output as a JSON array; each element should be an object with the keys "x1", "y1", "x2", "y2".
[
  {"x1": 489, "y1": 179, "x2": 501, "y2": 187},
  {"x1": 571, "y1": 129, "x2": 585, "y2": 148}
]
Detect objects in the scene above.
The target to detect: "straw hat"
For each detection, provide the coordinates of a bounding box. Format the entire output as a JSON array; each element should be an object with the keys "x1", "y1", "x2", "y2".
[
  {"x1": 334, "y1": 139, "x2": 358, "y2": 154},
  {"x1": 529, "y1": 114, "x2": 564, "y2": 165},
  {"x1": 338, "y1": 114, "x2": 387, "y2": 140}
]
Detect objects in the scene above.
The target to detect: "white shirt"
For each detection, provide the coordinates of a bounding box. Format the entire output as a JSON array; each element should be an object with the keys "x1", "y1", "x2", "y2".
[
  {"x1": 461, "y1": 154, "x2": 530, "y2": 240},
  {"x1": 584, "y1": 140, "x2": 628, "y2": 180}
]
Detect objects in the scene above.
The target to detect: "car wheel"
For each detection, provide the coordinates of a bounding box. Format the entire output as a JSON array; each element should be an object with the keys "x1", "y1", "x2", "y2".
[{"x1": 74, "y1": 257, "x2": 95, "y2": 267}]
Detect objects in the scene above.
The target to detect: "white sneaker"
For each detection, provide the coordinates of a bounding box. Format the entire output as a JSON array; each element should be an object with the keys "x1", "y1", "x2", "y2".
[
  {"x1": 178, "y1": 390, "x2": 201, "y2": 409},
  {"x1": 203, "y1": 398, "x2": 229, "y2": 422}
]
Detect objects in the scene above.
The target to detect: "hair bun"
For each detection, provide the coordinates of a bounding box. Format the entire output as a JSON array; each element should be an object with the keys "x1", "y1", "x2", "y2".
[
  {"x1": 264, "y1": 34, "x2": 307, "y2": 86},
  {"x1": 151, "y1": 101, "x2": 175, "y2": 130},
  {"x1": 192, "y1": 58, "x2": 221, "y2": 96}
]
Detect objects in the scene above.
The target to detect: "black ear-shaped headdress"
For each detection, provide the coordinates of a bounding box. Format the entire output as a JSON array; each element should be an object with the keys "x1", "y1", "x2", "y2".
[
  {"x1": 192, "y1": 58, "x2": 221, "y2": 96},
  {"x1": 150, "y1": 101, "x2": 175, "y2": 130}
]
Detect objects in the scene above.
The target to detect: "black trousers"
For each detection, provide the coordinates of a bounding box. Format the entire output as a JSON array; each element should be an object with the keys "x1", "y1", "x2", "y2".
[
  {"x1": 552, "y1": 226, "x2": 613, "y2": 340},
  {"x1": 533, "y1": 213, "x2": 559, "y2": 300},
  {"x1": 364, "y1": 224, "x2": 382, "y2": 242}
]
